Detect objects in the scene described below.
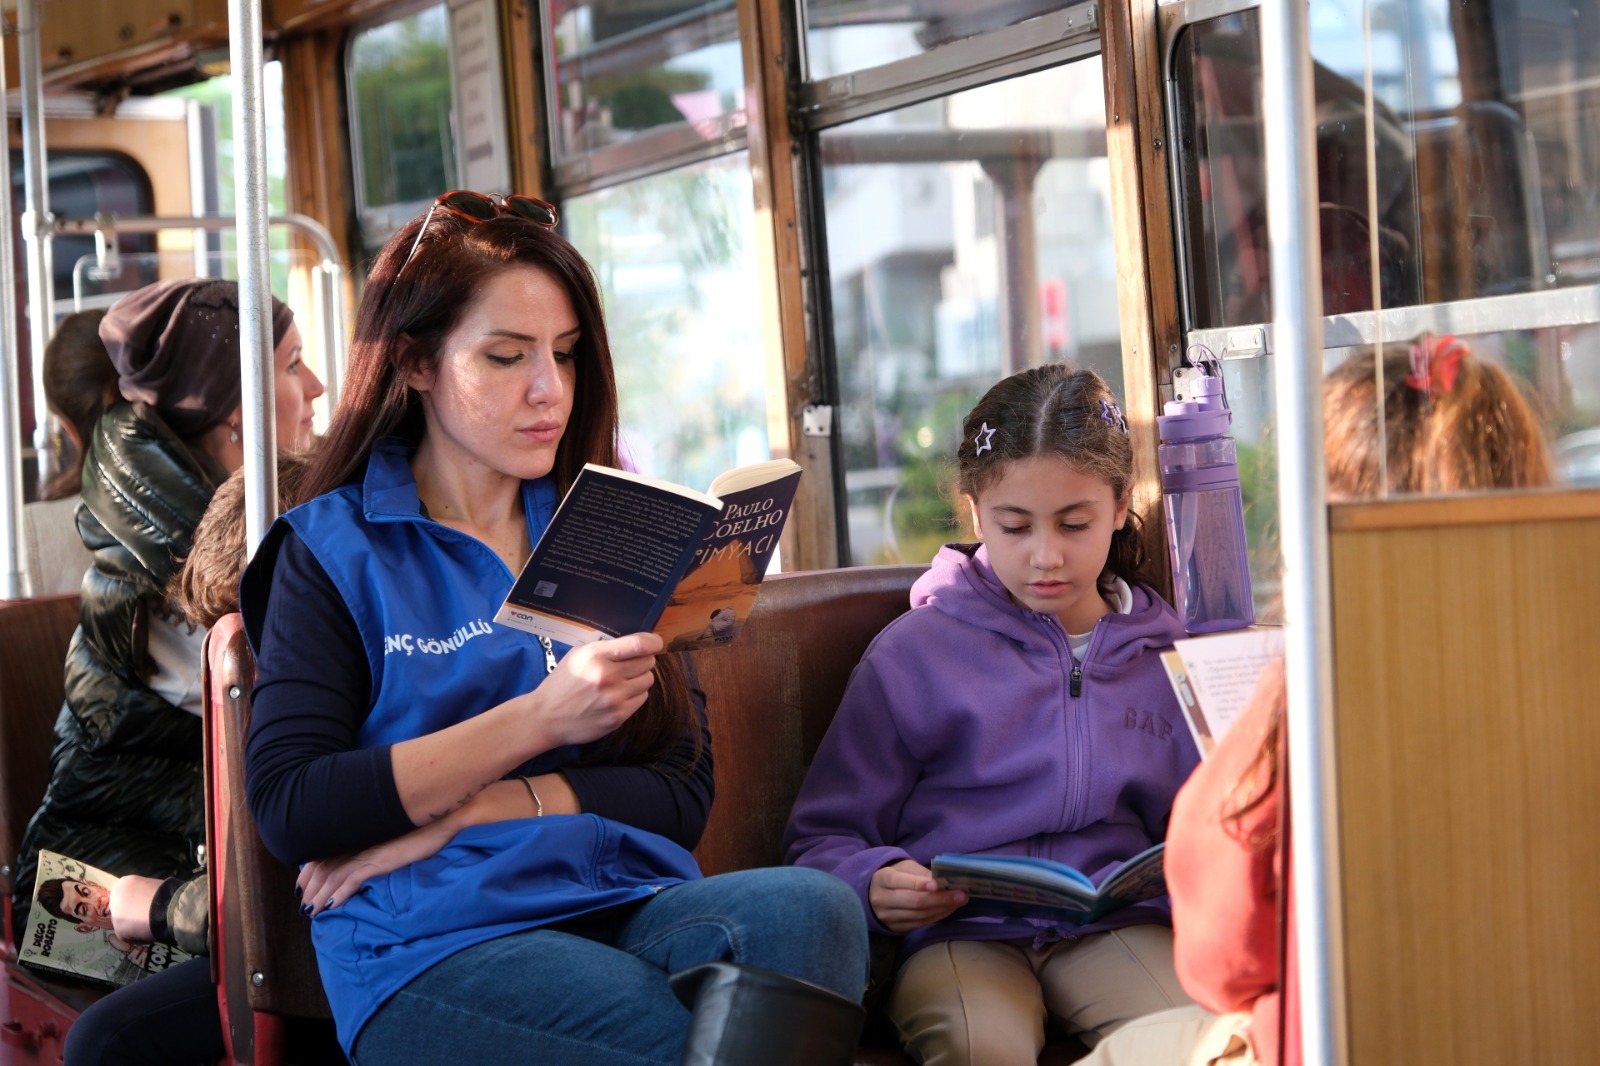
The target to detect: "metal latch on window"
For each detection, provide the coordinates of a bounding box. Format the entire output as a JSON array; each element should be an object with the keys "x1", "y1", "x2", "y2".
[{"x1": 802, "y1": 404, "x2": 834, "y2": 437}]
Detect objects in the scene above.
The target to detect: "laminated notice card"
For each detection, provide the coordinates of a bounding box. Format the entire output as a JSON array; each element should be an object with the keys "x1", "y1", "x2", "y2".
[
  {"x1": 497, "y1": 460, "x2": 801, "y2": 650},
  {"x1": 1161, "y1": 627, "x2": 1284, "y2": 757}
]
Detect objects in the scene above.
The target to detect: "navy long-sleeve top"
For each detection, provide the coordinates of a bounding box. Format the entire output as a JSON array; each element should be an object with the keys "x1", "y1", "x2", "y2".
[{"x1": 245, "y1": 531, "x2": 714, "y2": 866}]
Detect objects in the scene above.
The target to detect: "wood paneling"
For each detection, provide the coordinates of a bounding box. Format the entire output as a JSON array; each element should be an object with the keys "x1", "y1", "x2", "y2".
[
  {"x1": 1330, "y1": 489, "x2": 1600, "y2": 532},
  {"x1": 739, "y1": 0, "x2": 839, "y2": 571},
  {"x1": 277, "y1": 32, "x2": 358, "y2": 330},
  {"x1": 24, "y1": 0, "x2": 228, "y2": 90},
  {"x1": 500, "y1": 0, "x2": 546, "y2": 200},
  {"x1": 1100, "y1": 0, "x2": 1183, "y2": 598},
  {"x1": 1331, "y1": 495, "x2": 1600, "y2": 1064}
]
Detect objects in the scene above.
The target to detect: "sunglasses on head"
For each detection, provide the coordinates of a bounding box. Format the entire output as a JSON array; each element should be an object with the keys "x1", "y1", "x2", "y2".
[{"x1": 399, "y1": 189, "x2": 560, "y2": 275}]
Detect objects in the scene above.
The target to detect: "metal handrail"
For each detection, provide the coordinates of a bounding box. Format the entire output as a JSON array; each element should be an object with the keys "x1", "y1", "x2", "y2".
[
  {"x1": 1260, "y1": 3, "x2": 1345, "y2": 1065},
  {"x1": 48, "y1": 212, "x2": 348, "y2": 414},
  {"x1": 0, "y1": 32, "x2": 24, "y2": 599}
]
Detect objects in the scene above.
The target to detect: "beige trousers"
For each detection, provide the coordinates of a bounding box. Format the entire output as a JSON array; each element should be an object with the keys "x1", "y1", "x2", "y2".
[
  {"x1": 1075, "y1": 1005, "x2": 1259, "y2": 1066},
  {"x1": 885, "y1": 926, "x2": 1194, "y2": 1066}
]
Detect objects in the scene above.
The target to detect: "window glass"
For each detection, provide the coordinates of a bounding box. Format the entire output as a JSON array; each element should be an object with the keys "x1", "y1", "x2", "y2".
[
  {"x1": 1172, "y1": 1, "x2": 1600, "y2": 611},
  {"x1": 9, "y1": 151, "x2": 156, "y2": 493},
  {"x1": 349, "y1": 6, "x2": 456, "y2": 244},
  {"x1": 819, "y1": 59, "x2": 1122, "y2": 565},
  {"x1": 1172, "y1": 1, "x2": 1600, "y2": 329},
  {"x1": 804, "y1": 0, "x2": 1065, "y2": 81},
  {"x1": 562, "y1": 154, "x2": 769, "y2": 491},
  {"x1": 163, "y1": 65, "x2": 291, "y2": 292},
  {"x1": 546, "y1": 0, "x2": 745, "y2": 161}
]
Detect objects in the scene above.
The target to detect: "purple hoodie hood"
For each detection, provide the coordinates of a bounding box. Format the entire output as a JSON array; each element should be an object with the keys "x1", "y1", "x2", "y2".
[{"x1": 784, "y1": 543, "x2": 1199, "y2": 953}]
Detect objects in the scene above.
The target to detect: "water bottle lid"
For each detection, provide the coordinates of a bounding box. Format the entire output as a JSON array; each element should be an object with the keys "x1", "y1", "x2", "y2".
[{"x1": 1158, "y1": 401, "x2": 1231, "y2": 441}]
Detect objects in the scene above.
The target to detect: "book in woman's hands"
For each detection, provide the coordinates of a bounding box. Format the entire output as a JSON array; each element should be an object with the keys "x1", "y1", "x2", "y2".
[
  {"x1": 18, "y1": 850, "x2": 196, "y2": 988},
  {"x1": 496, "y1": 459, "x2": 801, "y2": 650},
  {"x1": 930, "y1": 843, "x2": 1167, "y2": 924}
]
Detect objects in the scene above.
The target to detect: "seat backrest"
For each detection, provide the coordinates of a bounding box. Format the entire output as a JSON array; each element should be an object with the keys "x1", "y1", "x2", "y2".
[
  {"x1": 198, "y1": 566, "x2": 923, "y2": 1060},
  {"x1": 0, "y1": 593, "x2": 82, "y2": 903},
  {"x1": 204, "y1": 612, "x2": 331, "y2": 1065},
  {"x1": 688, "y1": 566, "x2": 924, "y2": 877}
]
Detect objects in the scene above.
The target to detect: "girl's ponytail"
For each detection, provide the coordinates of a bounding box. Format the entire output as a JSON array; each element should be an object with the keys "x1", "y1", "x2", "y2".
[{"x1": 1105, "y1": 511, "x2": 1151, "y2": 588}]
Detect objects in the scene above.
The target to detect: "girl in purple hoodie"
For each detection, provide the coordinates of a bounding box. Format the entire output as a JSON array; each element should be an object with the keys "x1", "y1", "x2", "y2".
[{"x1": 785, "y1": 364, "x2": 1201, "y2": 1065}]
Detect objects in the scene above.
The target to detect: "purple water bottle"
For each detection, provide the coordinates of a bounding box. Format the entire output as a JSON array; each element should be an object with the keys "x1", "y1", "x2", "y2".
[{"x1": 1157, "y1": 366, "x2": 1254, "y2": 633}]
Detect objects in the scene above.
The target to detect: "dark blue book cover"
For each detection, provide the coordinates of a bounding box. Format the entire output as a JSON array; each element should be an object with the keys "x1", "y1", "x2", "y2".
[
  {"x1": 496, "y1": 464, "x2": 723, "y2": 645},
  {"x1": 496, "y1": 460, "x2": 801, "y2": 648}
]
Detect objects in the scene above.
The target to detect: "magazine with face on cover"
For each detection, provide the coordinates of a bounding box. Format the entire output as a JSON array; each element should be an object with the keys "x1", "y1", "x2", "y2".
[
  {"x1": 17, "y1": 850, "x2": 197, "y2": 988},
  {"x1": 496, "y1": 460, "x2": 802, "y2": 651}
]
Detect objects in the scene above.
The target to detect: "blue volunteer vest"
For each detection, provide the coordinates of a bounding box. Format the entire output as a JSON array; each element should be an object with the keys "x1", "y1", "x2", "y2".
[{"x1": 263, "y1": 437, "x2": 701, "y2": 1052}]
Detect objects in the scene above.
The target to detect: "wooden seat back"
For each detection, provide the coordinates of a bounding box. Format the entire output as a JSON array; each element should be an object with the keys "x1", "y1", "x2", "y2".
[
  {"x1": 204, "y1": 614, "x2": 331, "y2": 1065},
  {"x1": 0, "y1": 593, "x2": 93, "y2": 1061},
  {"x1": 688, "y1": 566, "x2": 925, "y2": 876},
  {"x1": 0, "y1": 594, "x2": 82, "y2": 908},
  {"x1": 201, "y1": 566, "x2": 1084, "y2": 1065}
]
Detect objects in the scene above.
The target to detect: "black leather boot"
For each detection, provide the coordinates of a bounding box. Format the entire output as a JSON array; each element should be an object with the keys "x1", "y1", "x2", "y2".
[{"x1": 670, "y1": 962, "x2": 865, "y2": 1066}]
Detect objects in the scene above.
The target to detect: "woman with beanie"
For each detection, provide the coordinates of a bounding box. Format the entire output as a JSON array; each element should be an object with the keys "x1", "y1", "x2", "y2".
[{"x1": 10, "y1": 277, "x2": 324, "y2": 940}]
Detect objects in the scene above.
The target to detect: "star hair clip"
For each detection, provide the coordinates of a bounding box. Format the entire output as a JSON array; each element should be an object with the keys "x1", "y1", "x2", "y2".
[
  {"x1": 1099, "y1": 398, "x2": 1128, "y2": 435},
  {"x1": 973, "y1": 422, "x2": 996, "y2": 456}
]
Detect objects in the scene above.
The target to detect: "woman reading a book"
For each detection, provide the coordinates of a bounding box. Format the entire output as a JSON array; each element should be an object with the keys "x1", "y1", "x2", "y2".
[
  {"x1": 239, "y1": 190, "x2": 868, "y2": 1066},
  {"x1": 1077, "y1": 335, "x2": 1556, "y2": 1066},
  {"x1": 784, "y1": 364, "x2": 1201, "y2": 1066}
]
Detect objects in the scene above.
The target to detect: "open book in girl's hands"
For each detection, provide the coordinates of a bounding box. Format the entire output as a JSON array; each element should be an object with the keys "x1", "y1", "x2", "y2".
[{"x1": 930, "y1": 843, "x2": 1167, "y2": 924}]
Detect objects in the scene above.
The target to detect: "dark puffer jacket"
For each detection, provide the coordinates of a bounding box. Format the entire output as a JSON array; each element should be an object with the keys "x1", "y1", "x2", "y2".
[{"x1": 11, "y1": 401, "x2": 224, "y2": 936}]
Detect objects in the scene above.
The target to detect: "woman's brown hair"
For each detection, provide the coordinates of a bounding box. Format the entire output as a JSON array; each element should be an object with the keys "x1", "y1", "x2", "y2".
[
  {"x1": 1323, "y1": 335, "x2": 1554, "y2": 498},
  {"x1": 302, "y1": 206, "x2": 693, "y2": 768},
  {"x1": 41, "y1": 309, "x2": 115, "y2": 500},
  {"x1": 1231, "y1": 336, "x2": 1556, "y2": 838},
  {"x1": 168, "y1": 452, "x2": 317, "y2": 628}
]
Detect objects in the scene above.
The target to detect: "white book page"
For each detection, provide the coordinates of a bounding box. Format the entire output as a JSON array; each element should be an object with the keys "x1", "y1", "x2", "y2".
[
  {"x1": 1172, "y1": 628, "x2": 1285, "y2": 754},
  {"x1": 707, "y1": 458, "x2": 801, "y2": 497}
]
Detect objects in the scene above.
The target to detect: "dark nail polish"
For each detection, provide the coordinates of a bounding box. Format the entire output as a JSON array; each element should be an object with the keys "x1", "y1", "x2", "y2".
[
  {"x1": 294, "y1": 884, "x2": 303, "y2": 901},
  {"x1": 300, "y1": 903, "x2": 312, "y2": 917}
]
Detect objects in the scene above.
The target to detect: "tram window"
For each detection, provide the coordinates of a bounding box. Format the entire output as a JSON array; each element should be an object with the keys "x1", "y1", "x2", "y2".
[
  {"x1": 9, "y1": 152, "x2": 155, "y2": 481},
  {"x1": 11, "y1": 154, "x2": 158, "y2": 301},
  {"x1": 817, "y1": 59, "x2": 1121, "y2": 565},
  {"x1": 562, "y1": 154, "x2": 767, "y2": 490},
  {"x1": 544, "y1": 0, "x2": 745, "y2": 172},
  {"x1": 803, "y1": 0, "x2": 1067, "y2": 81},
  {"x1": 348, "y1": 4, "x2": 457, "y2": 249},
  {"x1": 161, "y1": 68, "x2": 290, "y2": 293},
  {"x1": 1171, "y1": 2, "x2": 1600, "y2": 331}
]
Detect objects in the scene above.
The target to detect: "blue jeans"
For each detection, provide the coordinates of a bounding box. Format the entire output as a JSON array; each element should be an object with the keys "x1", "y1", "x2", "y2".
[{"x1": 352, "y1": 866, "x2": 867, "y2": 1065}]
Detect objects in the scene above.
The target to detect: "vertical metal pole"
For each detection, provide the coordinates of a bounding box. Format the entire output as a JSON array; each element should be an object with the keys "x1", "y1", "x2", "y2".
[
  {"x1": 230, "y1": 0, "x2": 278, "y2": 554},
  {"x1": 1259, "y1": 3, "x2": 1346, "y2": 1066},
  {"x1": 317, "y1": 261, "x2": 343, "y2": 414},
  {"x1": 17, "y1": 0, "x2": 54, "y2": 494},
  {"x1": 0, "y1": 33, "x2": 28, "y2": 599}
]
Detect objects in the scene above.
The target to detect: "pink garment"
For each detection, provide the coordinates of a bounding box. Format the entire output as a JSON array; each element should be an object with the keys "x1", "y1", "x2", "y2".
[{"x1": 1165, "y1": 660, "x2": 1299, "y2": 1066}]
